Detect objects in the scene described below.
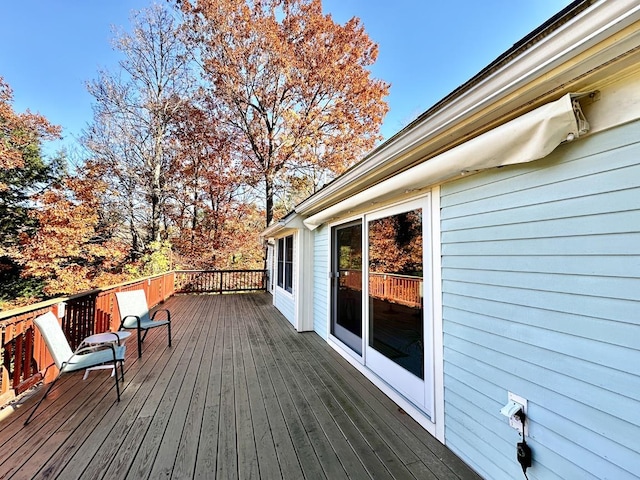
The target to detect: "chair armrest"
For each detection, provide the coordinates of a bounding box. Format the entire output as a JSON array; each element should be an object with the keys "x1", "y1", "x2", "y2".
[
  {"x1": 74, "y1": 345, "x2": 102, "y2": 355},
  {"x1": 150, "y1": 309, "x2": 171, "y2": 323},
  {"x1": 120, "y1": 314, "x2": 141, "y2": 329}
]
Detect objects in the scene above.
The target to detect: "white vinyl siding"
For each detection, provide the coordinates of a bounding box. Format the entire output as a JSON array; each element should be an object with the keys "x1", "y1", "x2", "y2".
[
  {"x1": 313, "y1": 225, "x2": 329, "y2": 339},
  {"x1": 440, "y1": 119, "x2": 640, "y2": 479},
  {"x1": 274, "y1": 291, "x2": 295, "y2": 326}
]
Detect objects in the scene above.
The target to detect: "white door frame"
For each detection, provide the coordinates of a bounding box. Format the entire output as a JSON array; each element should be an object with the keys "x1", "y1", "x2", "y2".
[
  {"x1": 363, "y1": 195, "x2": 434, "y2": 418},
  {"x1": 323, "y1": 188, "x2": 444, "y2": 441}
]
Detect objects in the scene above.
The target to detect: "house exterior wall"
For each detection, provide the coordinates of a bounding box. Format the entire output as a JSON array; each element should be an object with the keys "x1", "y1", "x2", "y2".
[
  {"x1": 263, "y1": 8, "x2": 640, "y2": 476},
  {"x1": 440, "y1": 118, "x2": 640, "y2": 479},
  {"x1": 313, "y1": 224, "x2": 329, "y2": 339},
  {"x1": 274, "y1": 289, "x2": 295, "y2": 325}
]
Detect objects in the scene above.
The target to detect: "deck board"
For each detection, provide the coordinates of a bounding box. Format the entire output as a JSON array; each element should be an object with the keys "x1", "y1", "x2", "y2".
[
  {"x1": 0, "y1": 293, "x2": 481, "y2": 480},
  {"x1": 237, "y1": 301, "x2": 281, "y2": 480},
  {"x1": 243, "y1": 312, "x2": 303, "y2": 480}
]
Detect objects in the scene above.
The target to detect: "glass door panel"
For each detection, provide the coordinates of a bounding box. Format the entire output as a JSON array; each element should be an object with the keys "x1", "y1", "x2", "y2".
[
  {"x1": 364, "y1": 198, "x2": 432, "y2": 414},
  {"x1": 368, "y1": 208, "x2": 424, "y2": 377},
  {"x1": 331, "y1": 221, "x2": 363, "y2": 355}
]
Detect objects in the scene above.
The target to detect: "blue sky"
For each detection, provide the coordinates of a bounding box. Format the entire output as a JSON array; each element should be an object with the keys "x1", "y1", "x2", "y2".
[{"x1": 0, "y1": 1, "x2": 573, "y2": 155}]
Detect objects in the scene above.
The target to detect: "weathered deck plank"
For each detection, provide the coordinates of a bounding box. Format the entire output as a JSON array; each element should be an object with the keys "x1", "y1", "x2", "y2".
[
  {"x1": 171, "y1": 296, "x2": 219, "y2": 480},
  {"x1": 193, "y1": 296, "x2": 224, "y2": 480},
  {"x1": 59, "y1": 295, "x2": 197, "y2": 480},
  {"x1": 0, "y1": 293, "x2": 481, "y2": 480},
  {"x1": 242, "y1": 307, "x2": 303, "y2": 480},
  {"x1": 236, "y1": 298, "x2": 281, "y2": 480}
]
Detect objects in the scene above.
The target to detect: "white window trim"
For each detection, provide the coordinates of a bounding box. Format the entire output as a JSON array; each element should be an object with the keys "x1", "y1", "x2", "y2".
[
  {"x1": 431, "y1": 185, "x2": 444, "y2": 442},
  {"x1": 276, "y1": 234, "x2": 295, "y2": 295}
]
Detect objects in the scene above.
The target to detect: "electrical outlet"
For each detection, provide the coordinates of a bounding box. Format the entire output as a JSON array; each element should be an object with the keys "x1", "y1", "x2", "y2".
[{"x1": 508, "y1": 392, "x2": 528, "y2": 437}]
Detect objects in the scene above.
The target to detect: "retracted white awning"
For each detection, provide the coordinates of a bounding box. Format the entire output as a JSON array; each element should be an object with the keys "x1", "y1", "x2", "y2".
[{"x1": 303, "y1": 93, "x2": 589, "y2": 230}]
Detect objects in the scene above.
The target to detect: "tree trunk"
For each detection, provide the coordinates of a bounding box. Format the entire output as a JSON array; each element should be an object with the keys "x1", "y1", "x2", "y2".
[
  {"x1": 265, "y1": 174, "x2": 274, "y2": 228},
  {"x1": 150, "y1": 139, "x2": 163, "y2": 244}
]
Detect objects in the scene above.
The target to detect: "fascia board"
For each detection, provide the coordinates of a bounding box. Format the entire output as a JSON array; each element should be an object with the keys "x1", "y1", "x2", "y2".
[
  {"x1": 260, "y1": 214, "x2": 306, "y2": 239},
  {"x1": 295, "y1": 0, "x2": 640, "y2": 217}
]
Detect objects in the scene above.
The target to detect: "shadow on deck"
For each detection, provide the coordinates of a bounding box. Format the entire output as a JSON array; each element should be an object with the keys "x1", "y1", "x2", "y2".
[{"x1": 0, "y1": 293, "x2": 480, "y2": 479}]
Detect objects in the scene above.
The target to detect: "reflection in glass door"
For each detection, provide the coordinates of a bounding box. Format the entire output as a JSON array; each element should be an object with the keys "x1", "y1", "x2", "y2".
[
  {"x1": 331, "y1": 221, "x2": 363, "y2": 355},
  {"x1": 365, "y1": 198, "x2": 432, "y2": 413}
]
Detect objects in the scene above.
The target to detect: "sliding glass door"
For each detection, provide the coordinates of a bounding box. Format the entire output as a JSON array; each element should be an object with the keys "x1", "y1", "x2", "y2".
[
  {"x1": 329, "y1": 197, "x2": 433, "y2": 416},
  {"x1": 330, "y1": 220, "x2": 363, "y2": 355}
]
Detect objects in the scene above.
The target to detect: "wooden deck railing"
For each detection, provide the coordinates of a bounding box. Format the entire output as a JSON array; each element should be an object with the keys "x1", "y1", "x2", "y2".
[
  {"x1": 0, "y1": 269, "x2": 266, "y2": 404},
  {"x1": 340, "y1": 270, "x2": 422, "y2": 309},
  {"x1": 175, "y1": 270, "x2": 267, "y2": 294}
]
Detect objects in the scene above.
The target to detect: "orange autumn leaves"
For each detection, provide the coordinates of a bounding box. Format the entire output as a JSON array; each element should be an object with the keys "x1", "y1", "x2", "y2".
[
  {"x1": 180, "y1": 0, "x2": 389, "y2": 225},
  {"x1": 0, "y1": 78, "x2": 60, "y2": 182},
  {"x1": 18, "y1": 167, "x2": 130, "y2": 296},
  {"x1": 2, "y1": 76, "x2": 128, "y2": 303},
  {"x1": 3, "y1": 0, "x2": 390, "y2": 305}
]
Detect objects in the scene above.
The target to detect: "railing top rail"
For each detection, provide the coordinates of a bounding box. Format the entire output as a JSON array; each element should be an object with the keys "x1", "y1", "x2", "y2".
[
  {"x1": 0, "y1": 270, "x2": 269, "y2": 321},
  {"x1": 0, "y1": 272, "x2": 173, "y2": 322},
  {"x1": 344, "y1": 270, "x2": 423, "y2": 281},
  {"x1": 175, "y1": 269, "x2": 267, "y2": 273}
]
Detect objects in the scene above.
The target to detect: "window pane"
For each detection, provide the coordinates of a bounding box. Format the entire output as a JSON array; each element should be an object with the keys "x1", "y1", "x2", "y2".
[
  {"x1": 285, "y1": 235, "x2": 293, "y2": 292},
  {"x1": 277, "y1": 238, "x2": 284, "y2": 287},
  {"x1": 368, "y1": 209, "x2": 424, "y2": 379},
  {"x1": 329, "y1": 221, "x2": 363, "y2": 354}
]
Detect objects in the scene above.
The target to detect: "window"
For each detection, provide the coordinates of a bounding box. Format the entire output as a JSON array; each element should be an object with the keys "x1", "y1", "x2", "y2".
[
  {"x1": 285, "y1": 235, "x2": 293, "y2": 293},
  {"x1": 277, "y1": 234, "x2": 294, "y2": 293},
  {"x1": 277, "y1": 238, "x2": 284, "y2": 287}
]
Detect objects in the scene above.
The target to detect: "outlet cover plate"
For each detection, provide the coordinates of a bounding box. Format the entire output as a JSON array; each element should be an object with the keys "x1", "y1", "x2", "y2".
[{"x1": 508, "y1": 392, "x2": 528, "y2": 437}]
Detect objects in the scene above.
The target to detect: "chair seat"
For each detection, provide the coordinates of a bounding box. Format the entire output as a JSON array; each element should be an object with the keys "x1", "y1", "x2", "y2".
[
  {"x1": 116, "y1": 290, "x2": 172, "y2": 358},
  {"x1": 137, "y1": 319, "x2": 170, "y2": 330},
  {"x1": 24, "y1": 312, "x2": 127, "y2": 425},
  {"x1": 61, "y1": 345, "x2": 126, "y2": 373}
]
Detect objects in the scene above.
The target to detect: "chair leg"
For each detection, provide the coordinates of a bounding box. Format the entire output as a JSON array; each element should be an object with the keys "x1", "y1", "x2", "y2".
[
  {"x1": 24, "y1": 376, "x2": 59, "y2": 426},
  {"x1": 137, "y1": 327, "x2": 142, "y2": 358},
  {"x1": 113, "y1": 361, "x2": 121, "y2": 401},
  {"x1": 167, "y1": 322, "x2": 172, "y2": 348}
]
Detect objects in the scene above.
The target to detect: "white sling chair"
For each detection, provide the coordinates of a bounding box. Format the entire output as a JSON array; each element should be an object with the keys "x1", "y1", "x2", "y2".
[
  {"x1": 115, "y1": 290, "x2": 171, "y2": 358},
  {"x1": 24, "y1": 312, "x2": 126, "y2": 425}
]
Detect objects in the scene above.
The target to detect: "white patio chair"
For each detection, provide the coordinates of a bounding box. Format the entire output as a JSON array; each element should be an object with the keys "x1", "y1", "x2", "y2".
[
  {"x1": 115, "y1": 290, "x2": 171, "y2": 358},
  {"x1": 24, "y1": 312, "x2": 126, "y2": 425}
]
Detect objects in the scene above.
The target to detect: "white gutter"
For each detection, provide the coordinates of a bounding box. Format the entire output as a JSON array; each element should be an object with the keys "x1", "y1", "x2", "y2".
[
  {"x1": 261, "y1": 220, "x2": 286, "y2": 239},
  {"x1": 303, "y1": 93, "x2": 587, "y2": 230}
]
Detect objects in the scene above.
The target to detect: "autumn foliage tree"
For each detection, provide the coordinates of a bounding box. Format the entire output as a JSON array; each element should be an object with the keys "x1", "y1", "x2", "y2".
[
  {"x1": 85, "y1": 4, "x2": 195, "y2": 257},
  {"x1": 17, "y1": 164, "x2": 130, "y2": 296},
  {"x1": 0, "y1": 76, "x2": 61, "y2": 306},
  {"x1": 0, "y1": 77, "x2": 60, "y2": 173},
  {"x1": 0, "y1": 77, "x2": 61, "y2": 247},
  {"x1": 168, "y1": 100, "x2": 264, "y2": 269},
  {"x1": 1, "y1": 0, "x2": 391, "y2": 308},
  {"x1": 180, "y1": 0, "x2": 389, "y2": 226}
]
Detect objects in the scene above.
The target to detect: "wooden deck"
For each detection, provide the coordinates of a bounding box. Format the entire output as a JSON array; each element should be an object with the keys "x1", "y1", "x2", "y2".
[{"x1": 0, "y1": 293, "x2": 481, "y2": 480}]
